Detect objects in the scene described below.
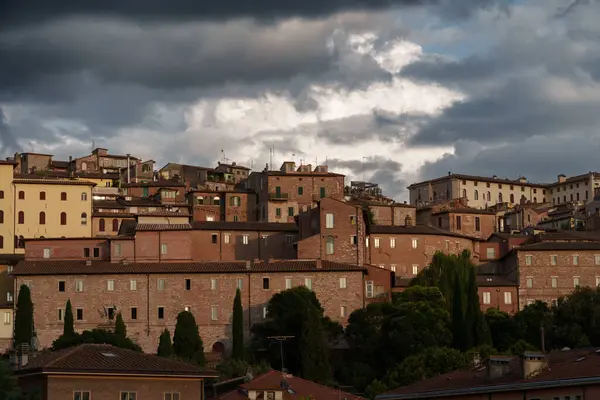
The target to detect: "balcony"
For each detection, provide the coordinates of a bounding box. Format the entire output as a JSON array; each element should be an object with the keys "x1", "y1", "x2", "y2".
[{"x1": 269, "y1": 192, "x2": 289, "y2": 201}]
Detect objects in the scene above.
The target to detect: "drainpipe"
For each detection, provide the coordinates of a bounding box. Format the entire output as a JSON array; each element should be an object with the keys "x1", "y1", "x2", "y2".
[
  {"x1": 146, "y1": 274, "x2": 150, "y2": 336},
  {"x1": 158, "y1": 231, "x2": 162, "y2": 262},
  {"x1": 12, "y1": 182, "x2": 16, "y2": 254},
  {"x1": 126, "y1": 154, "x2": 131, "y2": 184}
]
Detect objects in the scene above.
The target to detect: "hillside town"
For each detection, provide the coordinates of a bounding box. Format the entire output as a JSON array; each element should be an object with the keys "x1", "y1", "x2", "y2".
[{"x1": 1, "y1": 148, "x2": 600, "y2": 398}]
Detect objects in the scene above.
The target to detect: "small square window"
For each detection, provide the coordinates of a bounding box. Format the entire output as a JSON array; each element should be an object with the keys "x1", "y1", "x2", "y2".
[
  {"x1": 350, "y1": 235, "x2": 358, "y2": 245},
  {"x1": 157, "y1": 279, "x2": 165, "y2": 290},
  {"x1": 75, "y1": 280, "x2": 84, "y2": 292},
  {"x1": 58, "y1": 281, "x2": 65, "y2": 292},
  {"x1": 285, "y1": 277, "x2": 292, "y2": 289},
  {"x1": 211, "y1": 305, "x2": 218, "y2": 321},
  {"x1": 339, "y1": 277, "x2": 347, "y2": 289},
  {"x1": 211, "y1": 278, "x2": 217, "y2": 290},
  {"x1": 158, "y1": 307, "x2": 165, "y2": 319},
  {"x1": 131, "y1": 307, "x2": 137, "y2": 320},
  {"x1": 93, "y1": 248, "x2": 100, "y2": 258},
  {"x1": 76, "y1": 308, "x2": 83, "y2": 320},
  {"x1": 211, "y1": 234, "x2": 218, "y2": 244},
  {"x1": 130, "y1": 280, "x2": 137, "y2": 291},
  {"x1": 43, "y1": 248, "x2": 51, "y2": 259},
  {"x1": 83, "y1": 248, "x2": 90, "y2": 258},
  {"x1": 237, "y1": 278, "x2": 243, "y2": 290},
  {"x1": 185, "y1": 279, "x2": 191, "y2": 290},
  {"x1": 263, "y1": 277, "x2": 270, "y2": 290},
  {"x1": 107, "y1": 280, "x2": 115, "y2": 291}
]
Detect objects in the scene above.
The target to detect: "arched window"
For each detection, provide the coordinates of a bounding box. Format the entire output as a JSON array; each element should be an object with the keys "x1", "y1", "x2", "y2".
[
  {"x1": 433, "y1": 191, "x2": 437, "y2": 200},
  {"x1": 18, "y1": 211, "x2": 24, "y2": 224},
  {"x1": 446, "y1": 189, "x2": 450, "y2": 200},
  {"x1": 39, "y1": 212, "x2": 46, "y2": 225},
  {"x1": 60, "y1": 212, "x2": 67, "y2": 225},
  {"x1": 213, "y1": 196, "x2": 220, "y2": 205},
  {"x1": 81, "y1": 162, "x2": 87, "y2": 171},
  {"x1": 39, "y1": 191, "x2": 46, "y2": 200},
  {"x1": 0, "y1": 210, "x2": 3, "y2": 224},
  {"x1": 99, "y1": 219, "x2": 106, "y2": 232},
  {"x1": 18, "y1": 191, "x2": 25, "y2": 200},
  {"x1": 510, "y1": 193, "x2": 514, "y2": 203},
  {"x1": 112, "y1": 219, "x2": 119, "y2": 232},
  {"x1": 487, "y1": 192, "x2": 491, "y2": 201},
  {"x1": 586, "y1": 190, "x2": 589, "y2": 200},
  {"x1": 570, "y1": 194, "x2": 574, "y2": 202},
  {"x1": 0, "y1": 235, "x2": 3, "y2": 249},
  {"x1": 577, "y1": 192, "x2": 580, "y2": 201},
  {"x1": 499, "y1": 193, "x2": 503, "y2": 203},
  {"x1": 18, "y1": 235, "x2": 24, "y2": 248},
  {"x1": 474, "y1": 190, "x2": 479, "y2": 200},
  {"x1": 81, "y1": 192, "x2": 87, "y2": 201},
  {"x1": 61, "y1": 192, "x2": 67, "y2": 201},
  {"x1": 326, "y1": 235, "x2": 335, "y2": 255},
  {"x1": 81, "y1": 212, "x2": 87, "y2": 225},
  {"x1": 462, "y1": 188, "x2": 467, "y2": 198}
]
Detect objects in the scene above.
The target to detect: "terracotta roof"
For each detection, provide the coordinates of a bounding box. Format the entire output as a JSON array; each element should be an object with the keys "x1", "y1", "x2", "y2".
[
  {"x1": 189, "y1": 189, "x2": 256, "y2": 194},
  {"x1": 518, "y1": 242, "x2": 600, "y2": 251},
  {"x1": 50, "y1": 160, "x2": 70, "y2": 169},
  {"x1": 13, "y1": 259, "x2": 366, "y2": 276},
  {"x1": 217, "y1": 162, "x2": 251, "y2": 171},
  {"x1": 260, "y1": 171, "x2": 345, "y2": 177},
  {"x1": 219, "y1": 370, "x2": 364, "y2": 400},
  {"x1": 135, "y1": 223, "x2": 193, "y2": 231},
  {"x1": 547, "y1": 172, "x2": 600, "y2": 186},
  {"x1": 432, "y1": 208, "x2": 495, "y2": 215},
  {"x1": 379, "y1": 348, "x2": 600, "y2": 399},
  {"x1": 93, "y1": 212, "x2": 135, "y2": 218},
  {"x1": 93, "y1": 199, "x2": 127, "y2": 209},
  {"x1": 12, "y1": 177, "x2": 96, "y2": 186},
  {"x1": 369, "y1": 224, "x2": 483, "y2": 241},
  {"x1": 193, "y1": 221, "x2": 298, "y2": 232},
  {"x1": 16, "y1": 171, "x2": 118, "y2": 180},
  {"x1": 16, "y1": 344, "x2": 216, "y2": 377},
  {"x1": 121, "y1": 181, "x2": 185, "y2": 187},
  {"x1": 408, "y1": 173, "x2": 548, "y2": 189},
  {"x1": 0, "y1": 254, "x2": 25, "y2": 264},
  {"x1": 23, "y1": 236, "x2": 107, "y2": 242}
]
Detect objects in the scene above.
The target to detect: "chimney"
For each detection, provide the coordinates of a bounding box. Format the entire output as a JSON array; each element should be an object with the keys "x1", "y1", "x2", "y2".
[
  {"x1": 232, "y1": 162, "x2": 236, "y2": 166},
  {"x1": 519, "y1": 176, "x2": 527, "y2": 183},
  {"x1": 558, "y1": 174, "x2": 567, "y2": 183},
  {"x1": 492, "y1": 175, "x2": 498, "y2": 179},
  {"x1": 522, "y1": 352, "x2": 547, "y2": 379},
  {"x1": 315, "y1": 259, "x2": 322, "y2": 269},
  {"x1": 448, "y1": 171, "x2": 451, "y2": 176},
  {"x1": 486, "y1": 356, "x2": 513, "y2": 380},
  {"x1": 85, "y1": 259, "x2": 92, "y2": 266},
  {"x1": 69, "y1": 156, "x2": 73, "y2": 177},
  {"x1": 245, "y1": 260, "x2": 251, "y2": 270},
  {"x1": 126, "y1": 154, "x2": 131, "y2": 184}
]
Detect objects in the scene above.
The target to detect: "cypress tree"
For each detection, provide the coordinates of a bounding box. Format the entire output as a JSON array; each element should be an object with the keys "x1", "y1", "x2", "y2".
[
  {"x1": 451, "y1": 276, "x2": 468, "y2": 352},
  {"x1": 300, "y1": 303, "x2": 331, "y2": 383},
  {"x1": 114, "y1": 312, "x2": 127, "y2": 339},
  {"x1": 173, "y1": 311, "x2": 205, "y2": 365},
  {"x1": 63, "y1": 299, "x2": 75, "y2": 337},
  {"x1": 232, "y1": 288, "x2": 244, "y2": 360},
  {"x1": 14, "y1": 284, "x2": 34, "y2": 348},
  {"x1": 157, "y1": 328, "x2": 173, "y2": 358}
]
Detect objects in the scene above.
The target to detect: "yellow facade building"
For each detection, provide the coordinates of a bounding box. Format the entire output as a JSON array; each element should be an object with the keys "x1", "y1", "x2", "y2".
[{"x1": 0, "y1": 161, "x2": 96, "y2": 254}]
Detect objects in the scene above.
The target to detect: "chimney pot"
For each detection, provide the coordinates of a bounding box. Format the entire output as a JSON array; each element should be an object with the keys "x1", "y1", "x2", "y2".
[
  {"x1": 245, "y1": 260, "x2": 251, "y2": 270},
  {"x1": 85, "y1": 259, "x2": 92, "y2": 266}
]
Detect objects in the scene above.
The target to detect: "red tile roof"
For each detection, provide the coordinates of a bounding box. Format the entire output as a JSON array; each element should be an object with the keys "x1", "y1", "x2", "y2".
[
  {"x1": 218, "y1": 371, "x2": 364, "y2": 400},
  {"x1": 136, "y1": 210, "x2": 190, "y2": 217},
  {"x1": 135, "y1": 223, "x2": 193, "y2": 231},
  {"x1": 369, "y1": 224, "x2": 484, "y2": 241},
  {"x1": 13, "y1": 259, "x2": 366, "y2": 276},
  {"x1": 16, "y1": 344, "x2": 217, "y2": 377},
  {"x1": 12, "y1": 177, "x2": 97, "y2": 186},
  {"x1": 193, "y1": 221, "x2": 298, "y2": 232},
  {"x1": 121, "y1": 181, "x2": 185, "y2": 187},
  {"x1": 380, "y1": 348, "x2": 600, "y2": 399}
]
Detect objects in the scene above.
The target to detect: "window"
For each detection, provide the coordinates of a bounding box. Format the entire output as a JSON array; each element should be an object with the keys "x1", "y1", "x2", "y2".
[
  {"x1": 288, "y1": 207, "x2": 294, "y2": 216},
  {"x1": 574, "y1": 276, "x2": 580, "y2": 287},
  {"x1": 18, "y1": 191, "x2": 24, "y2": 200},
  {"x1": 73, "y1": 391, "x2": 91, "y2": 400},
  {"x1": 411, "y1": 238, "x2": 418, "y2": 249},
  {"x1": 573, "y1": 255, "x2": 579, "y2": 265},
  {"x1": 504, "y1": 292, "x2": 512, "y2": 305},
  {"x1": 526, "y1": 277, "x2": 533, "y2": 288},
  {"x1": 596, "y1": 276, "x2": 600, "y2": 287},
  {"x1": 99, "y1": 219, "x2": 106, "y2": 232},
  {"x1": 475, "y1": 217, "x2": 480, "y2": 232},
  {"x1": 242, "y1": 235, "x2": 249, "y2": 245},
  {"x1": 325, "y1": 213, "x2": 334, "y2": 228},
  {"x1": 551, "y1": 277, "x2": 557, "y2": 288},
  {"x1": 112, "y1": 219, "x2": 119, "y2": 232},
  {"x1": 158, "y1": 307, "x2": 165, "y2": 319},
  {"x1": 229, "y1": 196, "x2": 241, "y2": 206},
  {"x1": 350, "y1": 215, "x2": 356, "y2": 225},
  {"x1": 596, "y1": 255, "x2": 600, "y2": 265},
  {"x1": 298, "y1": 186, "x2": 304, "y2": 195},
  {"x1": 211, "y1": 278, "x2": 217, "y2": 290},
  {"x1": 76, "y1": 308, "x2": 83, "y2": 320},
  {"x1": 164, "y1": 393, "x2": 180, "y2": 400},
  {"x1": 161, "y1": 244, "x2": 168, "y2": 255},
  {"x1": 340, "y1": 306, "x2": 347, "y2": 318},
  {"x1": 350, "y1": 235, "x2": 358, "y2": 245},
  {"x1": 285, "y1": 277, "x2": 292, "y2": 289},
  {"x1": 390, "y1": 264, "x2": 396, "y2": 272},
  {"x1": 107, "y1": 280, "x2": 115, "y2": 291},
  {"x1": 263, "y1": 277, "x2": 270, "y2": 289},
  {"x1": 121, "y1": 392, "x2": 136, "y2": 400},
  {"x1": 3, "y1": 312, "x2": 10, "y2": 325},
  {"x1": 551, "y1": 255, "x2": 557, "y2": 266},
  {"x1": 58, "y1": 309, "x2": 64, "y2": 321},
  {"x1": 75, "y1": 280, "x2": 84, "y2": 292},
  {"x1": 286, "y1": 235, "x2": 293, "y2": 245},
  {"x1": 185, "y1": 279, "x2": 191, "y2": 290},
  {"x1": 157, "y1": 279, "x2": 165, "y2": 290},
  {"x1": 39, "y1": 191, "x2": 46, "y2": 200},
  {"x1": 223, "y1": 233, "x2": 231, "y2": 244},
  {"x1": 83, "y1": 248, "x2": 90, "y2": 258},
  {"x1": 211, "y1": 306, "x2": 218, "y2": 321},
  {"x1": 483, "y1": 292, "x2": 491, "y2": 305},
  {"x1": 0, "y1": 236, "x2": 2, "y2": 249},
  {"x1": 320, "y1": 187, "x2": 326, "y2": 198},
  {"x1": 60, "y1": 212, "x2": 67, "y2": 225},
  {"x1": 80, "y1": 212, "x2": 88, "y2": 225},
  {"x1": 456, "y1": 215, "x2": 462, "y2": 230},
  {"x1": 130, "y1": 280, "x2": 137, "y2": 291},
  {"x1": 0, "y1": 210, "x2": 3, "y2": 224},
  {"x1": 58, "y1": 281, "x2": 65, "y2": 292},
  {"x1": 366, "y1": 281, "x2": 374, "y2": 298},
  {"x1": 0, "y1": 190, "x2": 3, "y2": 199},
  {"x1": 486, "y1": 247, "x2": 496, "y2": 259},
  {"x1": 18, "y1": 211, "x2": 24, "y2": 224},
  {"x1": 412, "y1": 265, "x2": 419, "y2": 275},
  {"x1": 390, "y1": 237, "x2": 396, "y2": 248},
  {"x1": 474, "y1": 190, "x2": 479, "y2": 200},
  {"x1": 43, "y1": 248, "x2": 51, "y2": 259},
  {"x1": 93, "y1": 248, "x2": 99, "y2": 258},
  {"x1": 81, "y1": 192, "x2": 87, "y2": 201},
  {"x1": 305, "y1": 278, "x2": 312, "y2": 290},
  {"x1": 276, "y1": 208, "x2": 282, "y2": 217},
  {"x1": 114, "y1": 243, "x2": 121, "y2": 257},
  {"x1": 39, "y1": 211, "x2": 46, "y2": 225},
  {"x1": 211, "y1": 234, "x2": 218, "y2": 244},
  {"x1": 510, "y1": 193, "x2": 514, "y2": 203},
  {"x1": 326, "y1": 236, "x2": 334, "y2": 254},
  {"x1": 131, "y1": 307, "x2": 138, "y2": 320},
  {"x1": 374, "y1": 238, "x2": 380, "y2": 248},
  {"x1": 339, "y1": 277, "x2": 347, "y2": 289},
  {"x1": 525, "y1": 255, "x2": 532, "y2": 265},
  {"x1": 61, "y1": 192, "x2": 67, "y2": 201}
]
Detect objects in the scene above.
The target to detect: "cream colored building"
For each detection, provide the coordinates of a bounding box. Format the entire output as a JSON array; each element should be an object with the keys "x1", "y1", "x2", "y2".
[
  {"x1": 547, "y1": 172, "x2": 600, "y2": 206},
  {"x1": 408, "y1": 173, "x2": 547, "y2": 209},
  {"x1": 0, "y1": 162, "x2": 95, "y2": 254}
]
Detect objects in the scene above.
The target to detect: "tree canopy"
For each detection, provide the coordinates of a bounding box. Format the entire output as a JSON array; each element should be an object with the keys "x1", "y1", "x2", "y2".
[
  {"x1": 14, "y1": 285, "x2": 34, "y2": 348},
  {"x1": 173, "y1": 311, "x2": 205, "y2": 365}
]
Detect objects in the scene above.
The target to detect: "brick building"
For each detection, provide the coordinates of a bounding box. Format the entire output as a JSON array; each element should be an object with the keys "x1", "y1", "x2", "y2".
[
  {"x1": 503, "y1": 203, "x2": 551, "y2": 232},
  {"x1": 187, "y1": 189, "x2": 258, "y2": 222},
  {"x1": 367, "y1": 203, "x2": 416, "y2": 226},
  {"x1": 477, "y1": 274, "x2": 518, "y2": 314},
  {"x1": 121, "y1": 181, "x2": 187, "y2": 203},
  {"x1": 214, "y1": 161, "x2": 251, "y2": 184},
  {"x1": 13, "y1": 259, "x2": 366, "y2": 353},
  {"x1": 14, "y1": 344, "x2": 217, "y2": 400},
  {"x1": 247, "y1": 162, "x2": 345, "y2": 223},
  {"x1": 430, "y1": 208, "x2": 496, "y2": 239}
]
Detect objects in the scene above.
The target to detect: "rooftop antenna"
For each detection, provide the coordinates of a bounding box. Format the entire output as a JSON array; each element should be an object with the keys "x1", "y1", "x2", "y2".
[
  {"x1": 221, "y1": 149, "x2": 229, "y2": 164},
  {"x1": 91, "y1": 140, "x2": 95, "y2": 152},
  {"x1": 269, "y1": 146, "x2": 274, "y2": 171}
]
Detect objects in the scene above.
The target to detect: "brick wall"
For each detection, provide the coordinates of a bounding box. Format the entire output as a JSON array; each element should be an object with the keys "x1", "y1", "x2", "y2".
[
  {"x1": 370, "y1": 205, "x2": 416, "y2": 226},
  {"x1": 432, "y1": 211, "x2": 496, "y2": 240},
  {"x1": 478, "y1": 286, "x2": 518, "y2": 314},
  {"x1": 25, "y1": 239, "x2": 110, "y2": 261},
  {"x1": 16, "y1": 270, "x2": 364, "y2": 353}
]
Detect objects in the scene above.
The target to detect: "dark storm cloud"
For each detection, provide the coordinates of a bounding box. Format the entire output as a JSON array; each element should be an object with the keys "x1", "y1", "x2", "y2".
[
  {"x1": 328, "y1": 156, "x2": 403, "y2": 174},
  {"x1": 328, "y1": 156, "x2": 406, "y2": 197},
  {"x1": 0, "y1": 107, "x2": 19, "y2": 153}
]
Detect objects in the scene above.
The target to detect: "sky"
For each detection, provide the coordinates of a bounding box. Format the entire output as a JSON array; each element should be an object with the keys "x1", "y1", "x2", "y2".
[{"x1": 1, "y1": 0, "x2": 600, "y2": 200}]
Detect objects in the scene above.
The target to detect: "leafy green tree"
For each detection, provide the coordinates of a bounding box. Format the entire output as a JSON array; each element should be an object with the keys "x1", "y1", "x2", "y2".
[
  {"x1": 514, "y1": 300, "x2": 553, "y2": 350},
  {"x1": 63, "y1": 299, "x2": 75, "y2": 338},
  {"x1": 232, "y1": 288, "x2": 244, "y2": 360},
  {"x1": 364, "y1": 379, "x2": 388, "y2": 400},
  {"x1": 52, "y1": 328, "x2": 141, "y2": 352},
  {"x1": 507, "y1": 339, "x2": 538, "y2": 355},
  {"x1": 14, "y1": 285, "x2": 34, "y2": 348},
  {"x1": 217, "y1": 359, "x2": 271, "y2": 379},
  {"x1": 451, "y1": 276, "x2": 468, "y2": 351},
  {"x1": 157, "y1": 329, "x2": 173, "y2": 358},
  {"x1": 300, "y1": 303, "x2": 331, "y2": 383},
  {"x1": 173, "y1": 311, "x2": 205, "y2": 365},
  {"x1": 485, "y1": 308, "x2": 519, "y2": 351},
  {"x1": 114, "y1": 312, "x2": 126, "y2": 339},
  {"x1": 0, "y1": 361, "x2": 22, "y2": 400}
]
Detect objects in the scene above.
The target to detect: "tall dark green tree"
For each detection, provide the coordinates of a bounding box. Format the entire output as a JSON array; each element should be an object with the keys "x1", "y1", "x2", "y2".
[
  {"x1": 232, "y1": 288, "x2": 244, "y2": 360},
  {"x1": 14, "y1": 285, "x2": 34, "y2": 348},
  {"x1": 300, "y1": 303, "x2": 331, "y2": 383},
  {"x1": 451, "y1": 276, "x2": 468, "y2": 351},
  {"x1": 63, "y1": 299, "x2": 75, "y2": 337},
  {"x1": 173, "y1": 311, "x2": 205, "y2": 365},
  {"x1": 114, "y1": 312, "x2": 126, "y2": 339},
  {"x1": 157, "y1": 328, "x2": 173, "y2": 358}
]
